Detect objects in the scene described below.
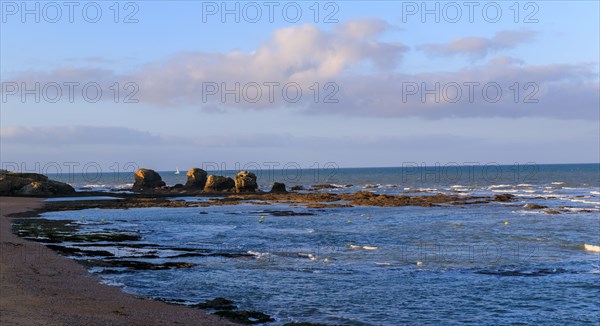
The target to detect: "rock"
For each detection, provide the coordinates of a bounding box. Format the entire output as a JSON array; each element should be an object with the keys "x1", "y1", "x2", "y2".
[
  {"x1": 311, "y1": 184, "x2": 340, "y2": 190},
  {"x1": 0, "y1": 170, "x2": 75, "y2": 196},
  {"x1": 132, "y1": 168, "x2": 165, "y2": 191},
  {"x1": 204, "y1": 175, "x2": 235, "y2": 192},
  {"x1": 493, "y1": 194, "x2": 515, "y2": 202},
  {"x1": 524, "y1": 203, "x2": 548, "y2": 209},
  {"x1": 290, "y1": 185, "x2": 304, "y2": 191},
  {"x1": 172, "y1": 184, "x2": 184, "y2": 189},
  {"x1": 193, "y1": 297, "x2": 236, "y2": 311},
  {"x1": 185, "y1": 168, "x2": 208, "y2": 189},
  {"x1": 270, "y1": 182, "x2": 287, "y2": 193},
  {"x1": 234, "y1": 171, "x2": 258, "y2": 192},
  {"x1": 214, "y1": 310, "x2": 274, "y2": 324}
]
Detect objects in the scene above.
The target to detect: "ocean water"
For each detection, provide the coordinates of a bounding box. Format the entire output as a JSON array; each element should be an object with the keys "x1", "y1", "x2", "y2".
[{"x1": 38, "y1": 164, "x2": 599, "y2": 324}]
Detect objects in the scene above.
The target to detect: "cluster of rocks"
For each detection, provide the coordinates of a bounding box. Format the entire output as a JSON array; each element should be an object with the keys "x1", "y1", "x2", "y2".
[
  {"x1": 133, "y1": 168, "x2": 287, "y2": 193},
  {"x1": 0, "y1": 170, "x2": 75, "y2": 196}
]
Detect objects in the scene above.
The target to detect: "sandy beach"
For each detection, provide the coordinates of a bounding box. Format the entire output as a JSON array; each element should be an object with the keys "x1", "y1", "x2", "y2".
[{"x1": 0, "y1": 196, "x2": 233, "y2": 326}]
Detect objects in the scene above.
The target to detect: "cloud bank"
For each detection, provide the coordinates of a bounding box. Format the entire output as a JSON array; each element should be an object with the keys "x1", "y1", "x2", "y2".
[{"x1": 2, "y1": 21, "x2": 597, "y2": 120}]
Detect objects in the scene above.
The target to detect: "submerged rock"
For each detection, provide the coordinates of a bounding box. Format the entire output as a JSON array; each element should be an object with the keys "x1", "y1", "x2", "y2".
[
  {"x1": 185, "y1": 168, "x2": 208, "y2": 189},
  {"x1": 524, "y1": 203, "x2": 548, "y2": 209},
  {"x1": 270, "y1": 182, "x2": 287, "y2": 193},
  {"x1": 234, "y1": 171, "x2": 258, "y2": 192},
  {"x1": 0, "y1": 170, "x2": 75, "y2": 196},
  {"x1": 193, "y1": 297, "x2": 236, "y2": 311},
  {"x1": 205, "y1": 175, "x2": 235, "y2": 192},
  {"x1": 493, "y1": 194, "x2": 515, "y2": 202},
  {"x1": 214, "y1": 310, "x2": 274, "y2": 324},
  {"x1": 132, "y1": 168, "x2": 166, "y2": 191}
]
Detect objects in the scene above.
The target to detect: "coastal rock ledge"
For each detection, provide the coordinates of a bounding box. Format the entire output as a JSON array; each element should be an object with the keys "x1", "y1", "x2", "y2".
[
  {"x1": 132, "y1": 168, "x2": 166, "y2": 191},
  {"x1": 0, "y1": 170, "x2": 75, "y2": 196}
]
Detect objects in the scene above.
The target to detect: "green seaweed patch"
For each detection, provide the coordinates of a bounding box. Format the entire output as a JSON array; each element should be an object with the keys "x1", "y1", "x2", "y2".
[
  {"x1": 45, "y1": 244, "x2": 114, "y2": 257},
  {"x1": 80, "y1": 259, "x2": 195, "y2": 270},
  {"x1": 12, "y1": 218, "x2": 80, "y2": 243},
  {"x1": 62, "y1": 232, "x2": 141, "y2": 242}
]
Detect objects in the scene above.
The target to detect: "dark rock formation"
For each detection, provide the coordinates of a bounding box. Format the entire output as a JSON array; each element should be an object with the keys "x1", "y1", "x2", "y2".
[
  {"x1": 0, "y1": 170, "x2": 75, "y2": 196},
  {"x1": 214, "y1": 310, "x2": 274, "y2": 324},
  {"x1": 493, "y1": 194, "x2": 515, "y2": 202},
  {"x1": 132, "y1": 168, "x2": 165, "y2": 191},
  {"x1": 193, "y1": 297, "x2": 236, "y2": 311},
  {"x1": 234, "y1": 171, "x2": 258, "y2": 192},
  {"x1": 290, "y1": 185, "x2": 304, "y2": 191},
  {"x1": 204, "y1": 175, "x2": 235, "y2": 192},
  {"x1": 270, "y1": 182, "x2": 287, "y2": 193},
  {"x1": 185, "y1": 168, "x2": 208, "y2": 189},
  {"x1": 524, "y1": 203, "x2": 548, "y2": 209}
]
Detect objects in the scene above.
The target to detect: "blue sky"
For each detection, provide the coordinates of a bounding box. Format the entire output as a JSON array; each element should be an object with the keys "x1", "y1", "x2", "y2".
[{"x1": 1, "y1": 1, "x2": 599, "y2": 171}]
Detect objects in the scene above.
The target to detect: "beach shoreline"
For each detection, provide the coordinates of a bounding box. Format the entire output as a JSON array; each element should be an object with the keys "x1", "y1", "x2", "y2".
[{"x1": 0, "y1": 196, "x2": 234, "y2": 326}]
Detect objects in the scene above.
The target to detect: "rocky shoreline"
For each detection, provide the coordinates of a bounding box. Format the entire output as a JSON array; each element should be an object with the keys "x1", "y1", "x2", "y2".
[{"x1": 2, "y1": 168, "x2": 587, "y2": 325}]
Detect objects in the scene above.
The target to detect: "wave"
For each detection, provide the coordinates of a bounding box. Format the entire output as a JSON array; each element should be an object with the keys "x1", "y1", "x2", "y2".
[
  {"x1": 551, "y1": 182, "x2": 565, "y2": 185},
  {"x1": 297, "y1": 252, "x2": 318, "y2": 260},
  {"x1": 489, "y1": 184, "x2": 512, "y2": 189},
  {"x1": 584, "y1": 244, "x2": 600, "y2": 253},
  {"x1": 569, "y1": 199, "x2": 600, "y2": 205},
  {"x1": 347, "y1": 244, "x2": 378, "y2": 250}
]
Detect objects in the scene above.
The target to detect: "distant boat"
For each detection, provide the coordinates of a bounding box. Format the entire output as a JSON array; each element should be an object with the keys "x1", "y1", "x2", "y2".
[{"x1": 175, "y1": 167, "x2": 180, "y2": 174}]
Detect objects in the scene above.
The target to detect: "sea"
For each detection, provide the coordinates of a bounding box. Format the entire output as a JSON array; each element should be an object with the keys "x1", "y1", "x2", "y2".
[{"x1": 39, "y1": 163, "x2": 599, "y2": 325}]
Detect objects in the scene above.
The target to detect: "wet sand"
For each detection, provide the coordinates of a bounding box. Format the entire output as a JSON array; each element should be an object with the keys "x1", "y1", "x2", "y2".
[{"x1": 0, "y1": 196, "x2": 234, "y2": 325}]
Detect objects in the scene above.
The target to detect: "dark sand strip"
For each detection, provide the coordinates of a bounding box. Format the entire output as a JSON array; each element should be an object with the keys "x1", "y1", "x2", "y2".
[{"x1": 0, "y1": 197, "x2": 234, "y2": 325}]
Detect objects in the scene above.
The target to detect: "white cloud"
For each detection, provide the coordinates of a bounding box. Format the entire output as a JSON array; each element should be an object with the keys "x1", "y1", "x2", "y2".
[{"x1": 417, "y1": 30, "x2": 537, "y2": 59}]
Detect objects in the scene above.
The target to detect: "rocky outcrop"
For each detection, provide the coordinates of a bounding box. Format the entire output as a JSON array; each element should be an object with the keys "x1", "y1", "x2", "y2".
[
  {"x1": 270, "y1": 182, "x2": 287, "y2": 193},
  {"x1": 234, "y1": 171, "x2": 258, "y2": 192},
  {"x1": 132, "y1": 169, "x2": 165, "y2": 191},
  {"x1": 185, "y1": 168, "x2": 207, "y2": 189},
  {"x1": 493, "y1": 194, "x2": 515, "y2": 202},
  {"x1": 204, "y1": 175, "x2": 235, "y2": 192},
  {"x1": 0, "y1": 170, "x2": 75, "y2": 196}
]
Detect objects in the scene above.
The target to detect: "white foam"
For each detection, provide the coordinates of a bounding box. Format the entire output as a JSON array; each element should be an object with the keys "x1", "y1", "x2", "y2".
[
  {"x1": 362, "y1": 246, "x2": 378, "y2": 250},
  {"x1": 247, "y1": 251, "x2": 272, "y2": 259},
  {"x1": 570, "y1": 199, "x2": 600, "y2": 205},
  {"x1": 590, "y1": 191, "x2": 600, "y2": 195},
  {"x1": 551, "y1": 182, "x2": 564, "y2": 185},
  {"x1": 298, "y1": 252, "x2": 318, "y2": 260},
  {"x1": 584, "y1": 244, "x2": 600, "y2": 253},
  {"x1": 489, "y1": 184, "x2": 511, "y2": 189},
  {"x1": 517, "y1": 184, "x2": 532, "y2": 187}
]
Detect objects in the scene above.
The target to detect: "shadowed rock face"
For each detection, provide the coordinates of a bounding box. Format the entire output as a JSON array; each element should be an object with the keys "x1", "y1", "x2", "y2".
[
  {"x1": 0, "y1": 170, "x2": 75, "y2": 196},
  {"x1": 234, "y1": 171, "x2": 258, "y2": 193},
  {"x1": 132, "y1": 169, "x2": 166, "y2": 191},
  {"x1": 185, "y1": 168, "x2": 208, "y2": 189},
  {"x1": 205, "y1": 175, "x2": 235, "y2": 192},
  {"x1": 270, "y1": 182, "x2": 287, "y2": 193}
]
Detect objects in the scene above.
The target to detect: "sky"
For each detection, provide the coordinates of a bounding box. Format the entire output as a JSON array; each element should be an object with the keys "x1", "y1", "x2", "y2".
[{"x1": 1, "y1": 0, "x2": 599, "y2": 173}]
